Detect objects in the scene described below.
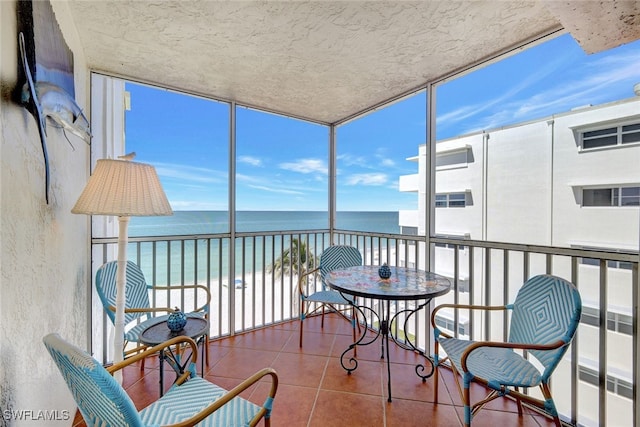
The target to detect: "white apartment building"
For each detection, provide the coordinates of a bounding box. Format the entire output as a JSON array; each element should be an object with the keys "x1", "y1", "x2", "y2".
[{"x1": 399, "y1": 96, "x2": 640, "y2": 426}]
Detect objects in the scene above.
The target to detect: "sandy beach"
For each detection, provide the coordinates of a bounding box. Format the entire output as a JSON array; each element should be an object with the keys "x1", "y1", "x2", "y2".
[{"x1": 117, "y1": 246, "x2": 394, "y2": 354}]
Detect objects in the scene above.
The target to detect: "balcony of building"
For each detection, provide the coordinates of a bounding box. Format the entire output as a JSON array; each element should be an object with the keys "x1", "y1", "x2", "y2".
[
  {"x1": 84, "y1": 230, "x2": 639, "y2": 427},
  {"x1": 2, "y1": 2, "x2": 640, "y2": 427},
  {"x1": 72, "y1": 314, "x2": 562, "y2": 427}
]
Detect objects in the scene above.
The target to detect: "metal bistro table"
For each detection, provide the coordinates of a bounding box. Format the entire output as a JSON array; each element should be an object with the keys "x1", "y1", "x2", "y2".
[
  {"x1": 139, "y1": 317, "x2": 209, "y2": 396},
  {"x1": 326, "y1": 265, "x2": 451, "y2": 402}
]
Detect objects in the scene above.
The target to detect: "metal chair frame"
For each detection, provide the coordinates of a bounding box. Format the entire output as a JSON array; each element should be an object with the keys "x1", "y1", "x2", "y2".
[
  {"x1": 96, "y1": 260, "x2": 211, "y2": 364},
  {"x1": 44, "y1": 333, "x2": 278, "y2": 427},
  {"x1": 297, "y1": 245, "x2": 363, "y2": 348},
  {"x1": 431, "y1": 274, "x2": 582, "y2": 427}
]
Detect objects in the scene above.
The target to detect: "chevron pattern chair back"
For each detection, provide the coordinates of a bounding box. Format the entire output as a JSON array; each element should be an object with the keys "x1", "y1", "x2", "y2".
[
  {"x1": 96, "y1": 260, "x2": 151, "y2": 326},
  {"x1": 319, "y1": 245, "x2": 363, "y2": 290},
  {"x1": 297, "y1": 245, "x2": 362, "y2": 348},
  {"x1": 44, "y1": 333, "x2": 278, "y2": 427},
  {"x1": 431, "y1": 273, "x2": 582, "y2": 427},
  {"x1": 44, "y1": 333, "x2": 144, "y2": 427},
  {"x1": 508, "y1": 274, "x2": 582, "y2": 380}
]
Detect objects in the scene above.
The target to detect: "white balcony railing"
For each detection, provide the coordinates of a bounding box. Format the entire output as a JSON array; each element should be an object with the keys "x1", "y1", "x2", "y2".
[{"x1": 91, "y1": 230, "x2": 638, "y2": 427}]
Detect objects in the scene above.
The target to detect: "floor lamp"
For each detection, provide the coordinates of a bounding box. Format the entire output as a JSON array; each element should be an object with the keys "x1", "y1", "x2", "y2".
[{"x1": 72, "y1": 155, "x2": 172, "y2": 382}]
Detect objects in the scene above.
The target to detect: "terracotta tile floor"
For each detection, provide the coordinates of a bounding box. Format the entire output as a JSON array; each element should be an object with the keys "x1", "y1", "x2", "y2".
[{"x1": 73, "y1": 313, "x2": 558, "y2": 426}]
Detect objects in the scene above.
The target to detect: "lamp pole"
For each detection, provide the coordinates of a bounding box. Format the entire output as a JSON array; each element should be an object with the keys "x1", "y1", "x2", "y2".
[
  {"x1": 113, "y1": 215, "x2": 130, "y2": 377},
  {"x1": 72, "y1": 155, "x2": 172, "y2": 384}
]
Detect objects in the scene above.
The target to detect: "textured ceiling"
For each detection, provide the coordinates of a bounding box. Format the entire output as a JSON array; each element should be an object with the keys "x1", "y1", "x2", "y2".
[{"x1": 64, "y1": 1, "x2": 640, "y2": 124}]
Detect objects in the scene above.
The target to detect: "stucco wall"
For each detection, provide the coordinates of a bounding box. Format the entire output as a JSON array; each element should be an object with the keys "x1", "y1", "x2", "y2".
[{"x1": 1, "y1": 1, "x2": 90, "y2": 425}]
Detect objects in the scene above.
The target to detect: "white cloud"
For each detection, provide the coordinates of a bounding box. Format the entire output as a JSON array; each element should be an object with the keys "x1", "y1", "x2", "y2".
[
  {"x1": 437, "y1": 54, "x2": 573, "y2": 129},
  {"x1": 440, "y1": 45, "x2": 640, "y2": 135},
  {"x1": 236, "y1": 170, "x2": 325, "y2": 197},
  {"x1": 477, "y1": 53, "x2": 640, "y2": 131},
  {"x1": 345, "y1": 173, "x2": 388, "y2": 186},
  {"x1": 337, "y1": 153, "x2": 369, "y2": 167},
  {"x1": 236, "y1": 173, "x2": 262, "y2": 183},
  {"x1": 169, "y1": 200, "x2": 226, "y2": 210},
  {"x1": 513, "y1": 53, "x2": 640, "y2": 118},
  {"x1": 380, "y1": 158, "x2": 395, "y2": 167},
  {"x1": 373, "y1": 148, "x2": 396, "y2": 168},
  {"x1": 238, "y1": 155, "x2": 263, "y2": 166},
  {"x1": 247, "y1": 184, "x2": 305, "y2": 195},
  {"x1": 279, "y1": 158, "x2": 327, "y2": 174},
  {"x1": 154, "y1": 162, "x2": 225, "y2": 184}
]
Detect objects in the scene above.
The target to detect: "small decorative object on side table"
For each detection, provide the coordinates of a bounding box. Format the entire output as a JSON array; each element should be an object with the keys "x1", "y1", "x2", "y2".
[
  {"x1": 140, "y1": 316, "x2": 209, "y2": 396},
  {"x1": 378, "y1": 263, "x2": 392, "y2": 279},
  {"x1": 167, "y1": 307, "x2": 187, "y2": 332}
]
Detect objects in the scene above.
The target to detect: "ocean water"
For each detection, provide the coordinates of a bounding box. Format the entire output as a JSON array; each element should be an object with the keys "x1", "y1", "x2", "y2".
[
  {"x1": 128, "y1": 211, "x2": 399, "y2": 285},
  {"x1": 129, "y1": 211, "x2": 399, "y2": 237}
]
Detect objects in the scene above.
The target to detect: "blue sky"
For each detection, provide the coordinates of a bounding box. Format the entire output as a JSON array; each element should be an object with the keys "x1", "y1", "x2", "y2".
[{"x1": 125, "y1": 33, "x2": 640, "y2": 212}]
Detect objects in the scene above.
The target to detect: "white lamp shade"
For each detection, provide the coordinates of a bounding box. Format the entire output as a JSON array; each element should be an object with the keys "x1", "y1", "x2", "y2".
[{"x1": 72, "y1": 159, "x2": 172, "y2": 216}]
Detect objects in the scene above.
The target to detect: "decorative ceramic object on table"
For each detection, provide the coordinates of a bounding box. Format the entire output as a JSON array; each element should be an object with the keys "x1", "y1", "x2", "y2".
[
  {"x1": 167, "y1": 307, "x2": 187, "y2": 332},
  {"x1": 378, "y1": 263, "x2": 392, "y2": 279}
]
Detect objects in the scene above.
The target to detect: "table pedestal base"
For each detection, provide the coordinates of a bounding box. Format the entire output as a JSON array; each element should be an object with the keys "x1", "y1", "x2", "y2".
[
  {"x1": 139, "y1": 318, "x2": 209, "y2": 397},
  {"x1": 339, "y1": 299, "x2": 435, "y2": 402}
]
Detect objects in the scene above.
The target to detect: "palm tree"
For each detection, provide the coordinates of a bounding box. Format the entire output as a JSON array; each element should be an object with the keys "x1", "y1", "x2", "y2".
[{"x1": 268, "y1": 237, "x2": 317, "y2": 278}]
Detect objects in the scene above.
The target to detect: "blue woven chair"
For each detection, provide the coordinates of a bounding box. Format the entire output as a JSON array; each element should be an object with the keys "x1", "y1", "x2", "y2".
[
  {"x1": 96, "y1": 260, "x2": 211, "y2": 362},
  {"x1": 297, "y1": 245, "x2": 362, "y2": 347},
  {"x1": 44, "y1": 333, "x2": 278, "y2": 427},
  {"x1": 431, "y1": 274, "x2": 581, "y2": 427}
]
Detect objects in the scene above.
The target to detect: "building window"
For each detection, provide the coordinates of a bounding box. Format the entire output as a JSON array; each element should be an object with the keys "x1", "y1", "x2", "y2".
[
  {"x1": 622, "y1": 123, "x2": 640, "y2": 144},
  {"x1": 579, "y1": 366, "x2": 633, "y2": 400},
  {"x1": 435, "y1": 315, "x2": 468, "y2": 336},
  {"x1": 436, "y1": 149, "x2": 469, "y2": 170},
  {"x1": 434, "y1": 234, "x2": 469, "y2": 250},
  {"x1": 580, "y1": 306, "x2": 632, "y2": 335},
  {"x1": 434, "y1": 242, "x2": 468, "y2": 250},
  {"x1": 577, "y1": 245, "x2": 637, "y2": 271},
  {"x1": 401, "y1": 226, "x2": 418, "y2": 236},
  {"x1": 621, "y1": 186, "x2": 640, "y2": 206},
  {"x1": 580, "y1": 256, "x2": 634, "y2": 270},
  {"x1": 581, "y1": 122, "x2": 640, "y2": 150},
  {"x1": 435, "y1": 192, "x2": 466, "y2": 208},
  {"x1": 583, "y1": 186, "x2": 640, "y2": 207},
  {"x1": 455, "y1": 279, "x2": 470, "y2": 293},
  {"x1": 580, "y1": 257, "x2": 634, "y2": 270}
]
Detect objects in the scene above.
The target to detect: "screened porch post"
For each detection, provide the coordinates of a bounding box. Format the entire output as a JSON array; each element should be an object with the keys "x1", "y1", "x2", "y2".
[
  {"x1": 329, "y1": 124, "x2": 337, "y2": 243},
  {"x1": 229, "y1": 101, "x2": 237, "y2": 334},
  {"x1": 425, "y1": 82, "x2": 437, "y2": 356}
]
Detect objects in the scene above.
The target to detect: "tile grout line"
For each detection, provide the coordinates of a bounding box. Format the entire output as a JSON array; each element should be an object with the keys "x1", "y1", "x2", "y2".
[
  {"x1": 381, "y1": 356, "x2": 388, "y2": 427},
  {"x1": 306, "y1": 328, "x2": 339, "y2": 427}
]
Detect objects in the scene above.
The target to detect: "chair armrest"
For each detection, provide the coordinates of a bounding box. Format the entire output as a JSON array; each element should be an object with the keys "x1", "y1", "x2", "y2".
[
  {"x1": 107, "y1": 337, "x2": 277, "y2": 427},
  {"x1": 298, "y1": 267, "x2": 320, "y2": 297},
  {"x1": 431, "y1": 303, "x2": 507, "y2": 329},
  {"x1": 171, "y1": 367, "x2": 279, "y2": 427},
  {"x1": 107, "y1": 336, "x2": 199, "y2": 379},
  {"x1": 151, "y1": 284, "x2": 212, "y2": 313},
  {"x1": 106, "y1": 305, "x2": 173, "y2": 315},
  {"x1": 460, "y1": 339, "x2": 568, "y2": 373}
]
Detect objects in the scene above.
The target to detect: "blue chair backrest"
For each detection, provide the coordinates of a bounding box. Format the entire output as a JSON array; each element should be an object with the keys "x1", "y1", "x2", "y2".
[
  {"x1": 95, "y1": 261, "x2": 151, "y2": 326},
  {"x1": 508, "y1": 274, "x2": 582, "y2": 381},
  {"x1": 319, "y1": 245, "x2": 362, "y2": 290},
  {"x1": 43, "y1": 333, "x2": 144, "y2": 427}
]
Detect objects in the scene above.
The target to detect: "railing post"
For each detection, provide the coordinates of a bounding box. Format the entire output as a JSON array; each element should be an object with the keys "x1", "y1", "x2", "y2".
[
  {"x1": 229, "y1": 101, "x2": 237, "y2": 334},
  {"x1": 425, "y1": 83, "x2": 436, "y2": 354},
  {"x1": 634, "y1": 261, "x2": 639, "y2": 427},
  {"x1": 571, "y1": 256, "x2": 579, "y2": 425},
  {"x1": 329, "y1": 125, "x2": 337, "y2": 243},
  {"x1": 484, "y1": 247, "x2": 491, "y2": 340},
  {"x1": 599, "y1": 260, "x2": 608, "y2": 427}
]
